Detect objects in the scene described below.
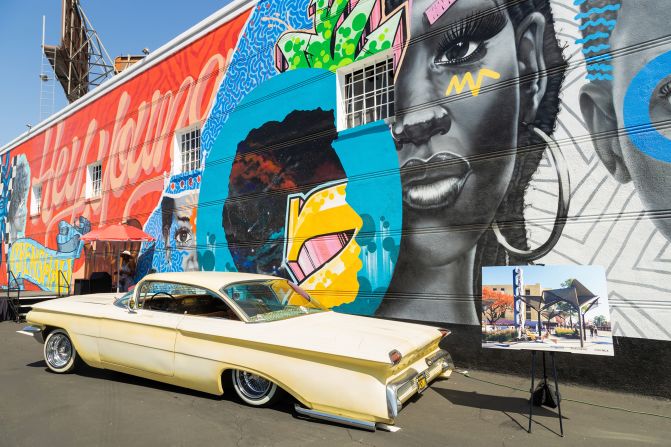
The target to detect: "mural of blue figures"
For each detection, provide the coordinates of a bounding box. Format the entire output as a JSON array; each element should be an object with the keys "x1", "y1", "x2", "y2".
[
  {"x1": 201, "y1": 0, "x2": 313, "y2": 156},
  {"x1": 198, "y1": 68, "x2": 402, "y2": 315}
]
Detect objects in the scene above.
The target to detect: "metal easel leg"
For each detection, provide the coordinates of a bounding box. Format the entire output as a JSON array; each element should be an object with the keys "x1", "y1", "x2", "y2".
[
  {"x1": 550, "y1": 352, "x2": 564, "y2": 437},
  {"x1": 528, "y1": 350, "x2": 536, "y2": 433}
]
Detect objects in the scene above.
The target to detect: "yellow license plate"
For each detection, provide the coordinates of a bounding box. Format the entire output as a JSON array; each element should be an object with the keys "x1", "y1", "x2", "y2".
[{"x1": 417, "y1": 373, "x2": 428, "y2": 393}]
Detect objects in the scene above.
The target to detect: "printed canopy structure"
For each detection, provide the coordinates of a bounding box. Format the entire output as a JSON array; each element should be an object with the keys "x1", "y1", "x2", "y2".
[{"x1": 520, "y1": 279, "x2": 600, "y2": 347}]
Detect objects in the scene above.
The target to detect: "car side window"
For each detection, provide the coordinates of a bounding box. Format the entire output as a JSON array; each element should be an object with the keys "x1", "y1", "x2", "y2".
[{"x1": 138, "y1": 281, "x2": 239, "y2": 320}]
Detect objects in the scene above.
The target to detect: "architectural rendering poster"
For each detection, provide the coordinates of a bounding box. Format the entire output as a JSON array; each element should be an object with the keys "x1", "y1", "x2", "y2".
[{"x1": 482, "y1": 265, "x2": 614, "y2": 356}]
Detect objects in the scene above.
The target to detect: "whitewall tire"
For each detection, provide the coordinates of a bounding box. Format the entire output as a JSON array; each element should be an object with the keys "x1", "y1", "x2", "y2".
[
  {"x1": 43, "y1": 329, "x2": 78, "y2": 374},
  {"x1": 231, "y1": 370, "x2": 279, "y2": 406}
]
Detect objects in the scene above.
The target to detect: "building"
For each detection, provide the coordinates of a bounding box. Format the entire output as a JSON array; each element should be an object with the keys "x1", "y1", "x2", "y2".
[
  {"x1": 1, "y1": 0, "x2": 670, "y2": 396},
  {"x1": 484, "y1": 283, "x2": 545, "y2": 323}
]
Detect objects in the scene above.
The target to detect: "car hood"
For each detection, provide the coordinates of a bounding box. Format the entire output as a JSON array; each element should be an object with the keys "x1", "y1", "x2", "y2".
[{"x1": 31, "y1": 293, "x2": 120, "y2": 310}]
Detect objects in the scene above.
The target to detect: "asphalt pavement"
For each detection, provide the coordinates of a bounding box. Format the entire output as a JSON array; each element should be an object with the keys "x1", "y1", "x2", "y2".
[{"x1": 0, "y1": 321, "x2": 669, "y2": 447}]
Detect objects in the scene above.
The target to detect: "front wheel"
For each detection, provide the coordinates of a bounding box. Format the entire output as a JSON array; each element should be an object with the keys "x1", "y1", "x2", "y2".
[
  {"x1": 231, "y1": 370, "x2": 279, "y2": 407},
  {"x1": 43, "y1": 329, "x2": 78, "y2": 373}
]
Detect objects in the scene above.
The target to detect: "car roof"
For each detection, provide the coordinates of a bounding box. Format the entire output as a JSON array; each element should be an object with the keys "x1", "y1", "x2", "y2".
[{"x1": 139, "y1": 271, "x2": 282, "y2": 291}]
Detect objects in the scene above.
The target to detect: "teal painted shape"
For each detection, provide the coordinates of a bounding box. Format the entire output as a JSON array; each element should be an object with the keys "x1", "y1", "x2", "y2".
[{"x1": 198, "y1": 68, "x2": 401, "y2": 315}]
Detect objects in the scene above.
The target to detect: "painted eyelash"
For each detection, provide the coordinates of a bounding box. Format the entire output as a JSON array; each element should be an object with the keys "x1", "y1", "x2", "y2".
[
  {"x1": 435, "y1": 10, "x2": 508, "y2": 65},
  {"x1": 436, "y1": 36, "x2": 486, "y2": 65},
  {"x1": 660, "y1": 81, "x2": 671, "y2": 98},
  {"x1": 442, "y1": 10, "x2": 508, "y2": 45}
]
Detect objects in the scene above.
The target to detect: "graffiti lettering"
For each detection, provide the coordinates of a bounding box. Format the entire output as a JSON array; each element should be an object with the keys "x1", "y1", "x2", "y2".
[
  {"x1": 275, "y1": 0, "x2": 406, "y2": 72},
  {"x1": 36, "y1": 54, "x2": 225, "y2": 230},
  {"x1": 9, "y1": 240, "x2": 74, "y2": 292},
  {"x1": 284, "y1": 180, "x2": 363, "y2": 308}
]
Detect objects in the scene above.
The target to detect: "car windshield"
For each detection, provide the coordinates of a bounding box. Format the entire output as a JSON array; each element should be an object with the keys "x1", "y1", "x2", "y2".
[{"x1": 221, "y1": 279, "x2": 327, "y2": 322}]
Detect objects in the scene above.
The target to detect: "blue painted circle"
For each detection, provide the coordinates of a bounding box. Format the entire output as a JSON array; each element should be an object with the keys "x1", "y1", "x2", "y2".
[
  {"x1": 198, "y1": 68, "x2": 402, "y2": 315},
  {"x1": 623, "y1": 50, "x2": 671, "y2": 163}
]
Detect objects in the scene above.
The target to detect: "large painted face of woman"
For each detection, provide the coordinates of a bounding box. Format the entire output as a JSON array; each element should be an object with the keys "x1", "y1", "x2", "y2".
[{"x1": 393, "y1": 0, "x2": 546, "y2": 266}]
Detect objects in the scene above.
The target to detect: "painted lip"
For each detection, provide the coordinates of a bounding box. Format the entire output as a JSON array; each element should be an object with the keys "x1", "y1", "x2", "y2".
[{"x1": 400, "y1": 151, "x2": 472, "y2": 210}]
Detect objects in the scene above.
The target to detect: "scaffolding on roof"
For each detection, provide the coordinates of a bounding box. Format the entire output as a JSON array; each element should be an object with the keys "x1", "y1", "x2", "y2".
[{"x1": 43, "y1": 0, "x2": 115, "y2": 104}]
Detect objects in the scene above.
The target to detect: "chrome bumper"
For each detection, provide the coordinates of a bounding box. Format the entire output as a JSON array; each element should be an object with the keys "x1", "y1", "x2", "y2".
[
  {"x1": 386, "y1": 349, "x2": 452, "y2": 419},
  {"x1": 16, "y1": 325, "x2": 45, "y2": 344}
]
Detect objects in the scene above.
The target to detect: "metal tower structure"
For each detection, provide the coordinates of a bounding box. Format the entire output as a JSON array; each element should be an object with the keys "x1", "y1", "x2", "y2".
[
  {"x1": 39, "y1": 16, "x2": 57, "y2": 121},
  {"x1": 43, "y1": 0, "x2": 115, "y2": 104}
]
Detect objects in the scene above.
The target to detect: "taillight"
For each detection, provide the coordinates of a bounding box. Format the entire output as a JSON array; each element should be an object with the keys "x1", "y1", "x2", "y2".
[
  {"x1": 389, "y1": 349, "x2": 402, "y2": 365},
  {"x1": 439, "y1": 328, "x2": 450, "y2": 338}
]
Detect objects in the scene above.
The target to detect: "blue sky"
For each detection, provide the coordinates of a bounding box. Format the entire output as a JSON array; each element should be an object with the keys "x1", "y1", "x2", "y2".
[
  {"x1": 0, "y1": 0, "x2": 233, "y2": 147},
  {"x1": 483, "y1": 265, "x2": 611, "y2": 319}
]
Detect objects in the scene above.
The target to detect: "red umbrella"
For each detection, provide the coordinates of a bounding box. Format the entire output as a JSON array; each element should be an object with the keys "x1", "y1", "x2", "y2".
[
  {"x1": 81, "y1": 223, "x2": 155, "y2": 242},
  {"x1": 81, "y1": 224, "x2": 155, "y2": 292}
]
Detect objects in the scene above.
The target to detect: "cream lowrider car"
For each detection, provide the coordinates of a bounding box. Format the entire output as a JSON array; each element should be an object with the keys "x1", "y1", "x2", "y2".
[{"x1": 23, "y1": 272, "x2": 452, "y2": 430}]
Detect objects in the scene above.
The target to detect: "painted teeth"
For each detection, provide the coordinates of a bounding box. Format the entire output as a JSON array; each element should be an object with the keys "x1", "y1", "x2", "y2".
[{"x1": 404, "y1": 176, "x2": 463, "y2": 208}]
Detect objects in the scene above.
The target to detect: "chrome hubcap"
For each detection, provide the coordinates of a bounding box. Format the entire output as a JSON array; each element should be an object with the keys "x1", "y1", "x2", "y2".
[
  {"x1": 46, "y1": 333, "x2": 72, "y2": 369},
  {"x1": 235, "y1": 371, "x2": 272, "y2": 400}
]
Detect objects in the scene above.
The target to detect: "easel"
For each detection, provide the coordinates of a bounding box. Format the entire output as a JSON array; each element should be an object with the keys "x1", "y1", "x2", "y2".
[{"x1": 528, "y1": 350, "x2": 563, "y2": 436}]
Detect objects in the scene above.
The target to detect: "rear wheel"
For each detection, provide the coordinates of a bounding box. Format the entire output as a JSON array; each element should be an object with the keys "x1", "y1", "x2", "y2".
[
  {"x1": 231, "y1": 370, "x2": 279, "y2": 406},
  {"x1": 43, "y1": 329, "x2": 78, "y2": 373}
]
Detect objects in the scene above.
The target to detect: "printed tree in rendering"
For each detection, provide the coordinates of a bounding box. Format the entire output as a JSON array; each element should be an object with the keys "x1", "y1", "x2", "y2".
[{"x1": 482, "y1": 287, "x2": 514, "y2": 329}]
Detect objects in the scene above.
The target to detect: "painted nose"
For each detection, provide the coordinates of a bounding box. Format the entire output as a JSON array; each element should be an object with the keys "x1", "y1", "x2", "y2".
[{"x1": 392, "y1": 106, "x2": 451, "y2": 146}]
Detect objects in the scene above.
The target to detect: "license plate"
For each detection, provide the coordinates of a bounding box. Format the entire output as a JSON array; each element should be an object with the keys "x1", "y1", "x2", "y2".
[{"x1": 416, "y1": 372, "x2": 428, "y2": 393}]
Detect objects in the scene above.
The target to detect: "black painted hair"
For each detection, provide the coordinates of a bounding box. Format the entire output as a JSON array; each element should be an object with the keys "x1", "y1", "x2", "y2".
[{"x1": 222, "y1": 108, "x2": 345, "y2": 275}]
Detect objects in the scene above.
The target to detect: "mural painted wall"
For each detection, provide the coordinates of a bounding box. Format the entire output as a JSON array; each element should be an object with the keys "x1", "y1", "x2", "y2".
[
  {"x1": 2, "y1": 0, "x2": 671, "y2": 354},
  {"x1": 0, "y1": 10, "x2": 250, "y2": 292}
]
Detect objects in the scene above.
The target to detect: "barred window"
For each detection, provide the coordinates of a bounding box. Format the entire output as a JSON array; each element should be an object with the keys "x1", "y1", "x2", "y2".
[
  {"x1": 87, "y1": 162, "x2": 102, "y2": 199},
  {"x1": 179, "y1": 127, "x2": 201, "y2": 173},
  {"x1": 342, "y1": 57, "x2": 395, "y2": 129}
]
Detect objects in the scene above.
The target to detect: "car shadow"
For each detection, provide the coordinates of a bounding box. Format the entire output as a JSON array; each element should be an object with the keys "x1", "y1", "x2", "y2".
[
  {"x1": 38, "y1": 361, "x2": 298, "y2": 416},
  {"x1": 26, "y1": 360, "x2": 47, "y2": 368}
]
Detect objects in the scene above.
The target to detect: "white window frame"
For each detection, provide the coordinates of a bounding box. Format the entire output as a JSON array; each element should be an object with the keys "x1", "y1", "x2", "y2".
[
  {"x1": 86, "y1": 162, "x2": 103, "y2": 199},
  {"x1": 30, "y1": 183, "x2": 42, "y2": 216},
  {"x1": 173, "y1": 124, "x2": 202, "y2": 174},
  {"x1": 336, "y1": 51, "x2": 395, "y2": 131}
]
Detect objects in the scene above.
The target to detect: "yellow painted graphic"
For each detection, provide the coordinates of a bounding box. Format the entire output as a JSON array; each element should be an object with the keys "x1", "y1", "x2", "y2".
[
  {"x1": 9, "y1": 240, "x2": 74, "y2": 292},
  {"x1": 445, "y1": 68, "x2": 501, "y2": 97},
  {"x1": 284, "y1": 181, "x2": 363, "y2": 308}
]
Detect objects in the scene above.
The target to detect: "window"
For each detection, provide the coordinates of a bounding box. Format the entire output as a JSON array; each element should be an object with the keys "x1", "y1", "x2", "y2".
[
  {"x1": 526, "y1": 308, "x2": 532, "y2": 320},
  {"x1": 137, "y1": 281, "x2": 238, "y2": 320},
  {"x1": 222, "y1": 279, "x2": 326, "y2": 323},
  {"x1": 30, "y1": 184, "x2": 42, "y2": 215},
  {"x1": 86, "y1": 162, "x2": 102, "y2": 199},
  {"x1": 525, "y1": 289, "x2": 531, "y2": 295},
  {"x1": 174, "y1": 126, "x2": 201, "y2": 173},
  {"x1": 338, "y1": 55, "x2": 394, "y2": 130}
]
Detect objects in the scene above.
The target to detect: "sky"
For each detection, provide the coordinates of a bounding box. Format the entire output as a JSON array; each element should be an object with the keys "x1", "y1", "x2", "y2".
[
  {"x1": 482, "y1": 265, "x2": 611, "y2": 319},
  {"x1": 0, "y1": 0, "x2": 234, "y2": 148}
]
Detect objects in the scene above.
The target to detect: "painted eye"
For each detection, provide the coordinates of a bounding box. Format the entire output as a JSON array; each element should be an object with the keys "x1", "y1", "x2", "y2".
[
  {"x1": 436, "y1": 40, "x2": 481, "y2": 65},
  {"x1": 175, "y1": 229, "x2": 192, "y2": 246}
]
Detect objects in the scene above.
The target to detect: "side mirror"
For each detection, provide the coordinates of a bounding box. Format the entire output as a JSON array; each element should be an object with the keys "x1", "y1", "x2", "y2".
[{"x1": 127, "y1": 296, "x2": 137, "y2": 314}]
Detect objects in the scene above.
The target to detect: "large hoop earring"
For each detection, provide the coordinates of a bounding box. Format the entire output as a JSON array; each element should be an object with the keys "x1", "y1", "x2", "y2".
[{"x1": 492, "y1": 124, "x2": 571, "y2": 261}]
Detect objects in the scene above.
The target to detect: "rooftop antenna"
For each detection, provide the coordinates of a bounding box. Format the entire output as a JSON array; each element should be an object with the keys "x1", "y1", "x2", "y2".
[
  {"x1": 43, "y1": 0, "x2": 115, "y2": 103},
  {"x1": 39, "y1": 15, "x2": 57, "y2": 121}
]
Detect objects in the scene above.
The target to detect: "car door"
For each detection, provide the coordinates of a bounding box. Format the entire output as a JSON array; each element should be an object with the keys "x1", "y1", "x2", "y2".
[
  {"x1": 173, "y1": 288, "x2": 247, "y2": 386},
  {"x1": 98, "y1": 281, "x2": 184, "y2": 376}
]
